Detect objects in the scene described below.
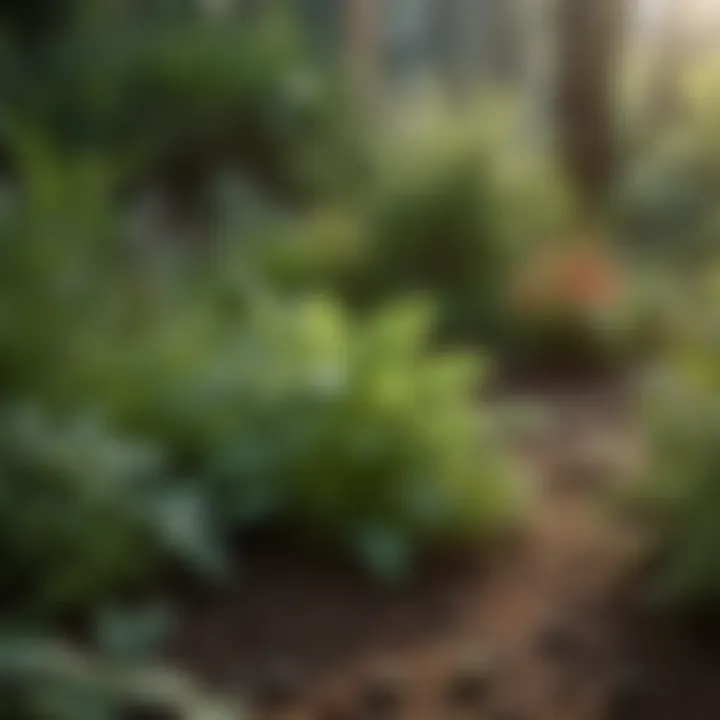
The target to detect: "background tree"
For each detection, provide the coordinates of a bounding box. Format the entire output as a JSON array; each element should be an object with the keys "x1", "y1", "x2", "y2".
[{"x1": 553, "y1": 0, "x2": 627, "y2": 207}]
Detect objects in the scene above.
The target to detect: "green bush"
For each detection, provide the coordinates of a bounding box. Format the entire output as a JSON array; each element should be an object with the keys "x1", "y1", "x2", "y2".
[
  {"x1": 0, "y1": 135, "x2": 523, "y2": 597},
  {"x1": 347, "y1": 100, "x2": 575, "y2": 343},
  {"x1": 0, "y1": 2, "x2": 361, "y2": 202},
  {"x1": 244, "y1": 205, "x2": 367, "y2": 294},
  {"x1": 32, "y1": 281, "x2": 524, "y2": 584},
  {"x1": 0, "y1": 144, "x2": 226, "y2": 618},
  {"x1": 641, "y1": 277, "x2": 720, "y2": 608},
  {"x1": 0, "y1": 402, "x2": 225, "y2": 618},
  {"x1": 0, "y1": 405, "x2": 158, "y2": 615},
  {"x1": 0, "y1": 637, "x2": 243, "y2": 720},
  {"x1": 499, "y1": 241, "x2": 666, "y2": 375},
  {"x1": 102, "y1": 293, "x2": 524, "y2": 580},
  {"x1": 0, "y1": 141, "x2": 123, "y2": 401},
  {"x1": 642, "y1": 382, "x2": 720, "y2": 608},
  {"x1": 615, "y1": 62, "x2": 720, "y2": 268}
]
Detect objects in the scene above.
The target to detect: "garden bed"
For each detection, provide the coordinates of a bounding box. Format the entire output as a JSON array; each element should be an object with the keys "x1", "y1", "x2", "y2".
[{"x1": 157, "y1": 384, "x2": 720, "y2": 720}]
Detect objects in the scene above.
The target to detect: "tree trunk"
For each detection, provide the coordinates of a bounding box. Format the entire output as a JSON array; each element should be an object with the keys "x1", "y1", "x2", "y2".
[{"x1": 554, "y1": 0, "x2": 626, "y2": 207}]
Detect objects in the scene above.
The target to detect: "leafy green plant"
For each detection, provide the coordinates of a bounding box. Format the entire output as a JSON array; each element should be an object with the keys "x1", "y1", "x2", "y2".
[
  {"x1": 615, "y1": 61, "x2": 720, "y2": 269},
  {"x1": 0, "y1": 138, "x2": 128, "y2": 402},
  {"x1": 642, "y1": 384, "x2": 720, "y2": 607},
  {"x1": 640, "y1": 276, "x2": 720, "y2": 608},
  {"x1": 347, "y1": 100, "x2": 575, "y2": 343},
  {"x1": 0, "y1": 103, "x2": 529, "y2": 628},
  {"x1": 0, "y1": 636, "x2": 243, "y2": 720},
  {"x1": 245, "y1": 205, "x2": 367, "y2": 295},
  {"x1": 0, "y1": 142, "x2": 523, "y2": 587},
  {"x1": 0, "y1": 1, "x2": 361, "y2": 203},
  {"x1": 130, "y1": 294, "x2": 525, "y2": 580},
  {"x1": 0, "y1": 140, "x2": 229, "y2": 622},
  {"x1": 0, "y1": 403, "x2": 223, "y2": 618}
]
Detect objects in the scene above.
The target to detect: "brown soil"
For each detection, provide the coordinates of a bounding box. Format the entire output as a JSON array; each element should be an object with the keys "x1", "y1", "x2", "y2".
[{"x1": 166, "y1": 385, "x2": 720, "y2": 720}]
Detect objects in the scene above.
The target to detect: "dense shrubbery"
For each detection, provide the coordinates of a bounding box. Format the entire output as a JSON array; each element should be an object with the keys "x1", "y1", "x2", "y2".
[
  {"x1": 5, "y1": 0, "x2": 704, "y2": 697},
  {"x1": 72, "y1": 287, "x2": 524, "y2": 580},
  {"x1": 243, "y1": 204, "x2": 366, "y2": 296},
  {"x1": 640, "y1": 276, "x2": 720, "y2": 609},
  {"x1": 9, "y1": 1, "x2": 719, "y2": 716},
  {"x1": 0, "y1": 1, "x2": 361, "y2": 204},
  {"x1": 147, "y1": 295, "x2": 523, "y2": 577},
  {"x1": 347, "y1": 102, "x2": 576, "y2": 343},
  {"x1": 581, "y1": 59, "x2": 720, "y2": 614},
  {"x1": 625, "y1": 266, "x2": 720, "y2": 610},
  {"x1": 0, "y1": 51, "x2": 631, "y2": 631},
  {"x1": 0, "y1": 125, "x2": 525, "y2": 626},
  {"x1": 229, "y1": 99, "x2": 639, "y2": 373},
  {"x1": 1, "y1": 0, "x2": 636, "y2": 380},
  {"x1": 0, "y1": 637, "x2": 243, "y2": 719},
  {"x1": 252, "y1": 101, "x2": 617, "y2": 366},
  {"x1": 616, "y1": 63, "x2": 720, "y2": 268},
  {"x1": 0, "y1": 405, "x2": 166, "y2": 616},
  {"x1": 643, "y1": 392, "x2": 720, "y2": 608},
  {"x1": 0, "y1": 151, "x2": 225, "y2": 618},
  {"x1": 502, "y1": 239, "x2": 658, "y2": 373}
]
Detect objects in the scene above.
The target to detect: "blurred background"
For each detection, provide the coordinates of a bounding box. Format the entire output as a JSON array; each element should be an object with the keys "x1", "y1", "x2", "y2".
[{"x1": 5, "y1": 1, "x2": 720, "y2": 718}]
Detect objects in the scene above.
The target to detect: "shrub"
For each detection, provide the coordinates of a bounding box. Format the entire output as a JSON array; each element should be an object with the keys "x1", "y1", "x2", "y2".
[
  {"x1": 0, "y1": 140, "x2": 125, "y2": 401},
  {"x1": 347, "y1": 100, "x2": 575, "y2": 343},
  {"x1": 641, "y1": 276, "x2": 720, "y2": 608},
  {"x1": 0, "y1": 637, "x2": 243, "y2": 720},
  {"x1": 615, "y1": 61, "x2": 720, "y2": 269},
  {"x1": 249, "y1": 206, "x2": 367, "y2": 295},
  {"x1": 0, "y1": 129, "x2": 523, "y2": 614},
  {"x1": 642, "y1": 381, "x2": 720, "y2": 608},
  {"x1": 0, "y1": 402, "x2": 224, "y2": 618},
  {"x1": 502, "y1": 238, "x2": 638, "y2": 373},
  {"x1": 2, "y1": 141, "x2": 522, "y2": 586},
  {"x1": 0, "y1": 2, "x2": 361, "y2": 203},
  {"x1": 0, "y1": 146, "x2": 225, "y2": 618},
  {"x1": 112, "y1": 294, "x2": 525, "y2": 580}
]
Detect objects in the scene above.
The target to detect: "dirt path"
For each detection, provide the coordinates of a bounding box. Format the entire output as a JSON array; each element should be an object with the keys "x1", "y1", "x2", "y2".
[{"x1": 169, "y1": 387, "x2": 662, "y2": 720}]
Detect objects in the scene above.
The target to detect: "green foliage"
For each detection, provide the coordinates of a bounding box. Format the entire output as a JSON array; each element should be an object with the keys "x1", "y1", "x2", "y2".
[
  {"x1": 0, "y1": 403, "x2": 223, "y2": 617},
  {"x1": 0, "y1": 1, "x2": 361, "y2": 201},
  {"x1": 642, "y1": 277, "x2": 720, "y2": 608},
  {"x1": 250, "y1": 207, "x2": 367, "y2": 294},
  {"x1": 0, "y1": 135, "x2": 523, "y2": 611},
  {"x1": 501, "y1": 244, "x2": 664, "y2": 375},
  {"x1": 0, "y1": 637, "x2": 243, "y2": 720},
  {"x1": 615, "y1": 62, "x2": 720, "y2": 268},
  {"x1": 346, "y1": 100, "x2": 576, "y2": 342},
  {"x1": 0, "y1": 146, "x2": 226, "y2": 616},
  {"x1": 109, "y1": 294, "x2": 524, "y2": 580},
  {"x1": 0, "y1": 404, "x2": 158, "y2": 614},
  {"x1": 0, "y1": 4, "x2": 539, "y2": 709},
  {"x1": 0, "y1": 138, "x2": 124, "y2": 401},
  {"x1": 643, "y1": 386, "x2": 720, "y2": 607}
]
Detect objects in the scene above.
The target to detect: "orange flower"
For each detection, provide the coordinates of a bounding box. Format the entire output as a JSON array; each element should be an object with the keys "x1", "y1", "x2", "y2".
[{"x1": 511, "y1": 242, "x2": 624, "y2": 317}]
